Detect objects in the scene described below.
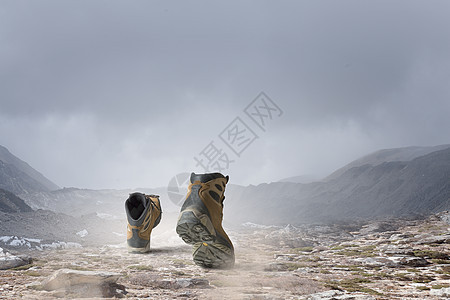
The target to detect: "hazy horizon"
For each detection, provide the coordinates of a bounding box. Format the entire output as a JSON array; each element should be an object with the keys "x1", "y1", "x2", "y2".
[{"x1": 1, "y1": 1, "x2": 450, "y2": 189}]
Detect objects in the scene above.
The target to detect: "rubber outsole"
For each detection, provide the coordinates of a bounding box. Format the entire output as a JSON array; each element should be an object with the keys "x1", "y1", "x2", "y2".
[
  {"x1": 176, "y1": 211, "x2": 216, "y2": 244},
  {"x1": 192, "y1": 242, "x2": 234, "y2": 268},
  {"x1": 127, "y1": 244, "x2": 150, "y2": 254},
  {"x1": 127, "y1": 238, "x2": 150, "y2": 254},
  {"x1": 176, "y1": 211, "x2": 234, "y2": 268}
]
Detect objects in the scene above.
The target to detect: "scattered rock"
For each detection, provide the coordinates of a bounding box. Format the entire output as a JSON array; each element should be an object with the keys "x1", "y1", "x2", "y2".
[
  {"x1": 0, "y1": 235, "x2": 82, "y2": 251},
  {"x1": 380, "y1": 245, "x2": 414, "y2": 256},
  {"x1": 264, "y1": 262, "x2": 289, "y2": 271},
  {"x1": 388, "y1": 233, "x2": 413, "y2": 241},
  {"x1": 414, "y1": 234, "x2": 450, "y2": 245},
  {"x1": 398, "y1": 256, "x2": 429, "y2": 267},
  {"x1": 354, "y1": 257, "x2": 399, "y2": 267},
  {"x1": 437, "y1": 211, "x2": 450, "y2": 224},
  {"x1": 264, "y1": 226, "x2": 315, "y2": 248},
  {"x1": 175, "y1": 278, "x2": 210, "y2": 289},
  {"x1": 42, "y1": 268, "x2": 125, "y2": 298},
  {"x1": 354, "y1": 255, "x2": 429, "y2": 267},
  {"x1": 129, "y1": 274, "x2": 210, "y2": 289},
  {"x1": 301, "y1": 290, "x2": 376, "y2": 300},
  {"x1": 430, "y1": 287, "x2": 450, "y2": 297},
  {"x1": 0, "y1": 211, "x2": 449, "y2": 299},
  {"x1": 0, "y1": 247, "x2": 32, "y2": 270},
  {"x1": 274, "y1": 253, "x2": 297, "y2": 261},
  {"x1": 358, "y1": 222, "x2": 399, "y2": 235}
]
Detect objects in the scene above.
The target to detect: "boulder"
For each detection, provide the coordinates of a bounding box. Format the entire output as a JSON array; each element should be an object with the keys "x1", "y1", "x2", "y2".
[
  {"x1": 0, "y1": 247, "x2": 32, "y2": 270},
  {"x1": 354, "y1": 255, "x2": 429, "y2": 267},
  {"x1": 302, "y1": 290, "x2": 377, "y2": 300},
  {"x1": 42, "y1": 268, "x2": 125, "y2": 298},
  {"x1": 414, "y1": 234, "x2": 450, "y2": 245},
  {"x1": 354, "y1": 257, "x2": 399, "y2": 267},
  {"x1": 358, "y1": 222, "x2": 399, "y2": 235},
  {"x1": 398, "y1": 256, "x2": 429, "y2": 267},
  {"x1": 129, "y1": 274, "x2": 210, "y2": 289},
  {"x1": 437, "y1": 211, "x2": 450, "y2": 225},
  {"x1": 430, "y1": 287, "x2": 450, "y2": 297}
]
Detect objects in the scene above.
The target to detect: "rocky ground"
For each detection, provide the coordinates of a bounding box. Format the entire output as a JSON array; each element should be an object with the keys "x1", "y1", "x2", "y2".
[{"x1": 0, "y1": 212, "x2": 449, "y2": 299}]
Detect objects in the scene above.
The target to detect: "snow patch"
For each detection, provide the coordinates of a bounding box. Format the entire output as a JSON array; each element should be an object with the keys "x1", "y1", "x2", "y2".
[
  {"x1": 242, "y1": 222, "x2": 279, "y2": 229},
  {"x1": 76, "y1": 229, "x2": 89, "y2": 238},
  {"x1": 0, "y1": 236, "x2": 82, "y2": 251}
]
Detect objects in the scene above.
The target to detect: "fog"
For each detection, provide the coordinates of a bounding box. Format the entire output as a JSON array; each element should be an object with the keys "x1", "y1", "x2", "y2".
[{"x1": 1, "y1": 0, "x2": 449, "y2": 189}]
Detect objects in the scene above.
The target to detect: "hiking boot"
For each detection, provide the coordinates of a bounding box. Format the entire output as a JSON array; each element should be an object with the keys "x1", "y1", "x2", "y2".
[
  {"x1": 176, "y1": 172, "x2": 234, "y2": 268},
  {"x1": 125, "y1": 192, "x2": 162, "y2": 253}
]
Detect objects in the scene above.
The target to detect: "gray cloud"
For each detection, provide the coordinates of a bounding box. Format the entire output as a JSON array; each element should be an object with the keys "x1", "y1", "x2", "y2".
[{"x1": 1, "y1": 0, "x2": 449, "y2": 189}]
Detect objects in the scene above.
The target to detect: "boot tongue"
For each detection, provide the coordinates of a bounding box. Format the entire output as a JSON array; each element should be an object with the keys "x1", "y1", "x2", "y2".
[{"x1": 190, "y1": 172, "x2": 225, "y2": 183}]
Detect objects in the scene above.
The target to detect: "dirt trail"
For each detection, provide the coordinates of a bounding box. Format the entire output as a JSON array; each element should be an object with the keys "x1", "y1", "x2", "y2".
[{"x1": 1, "y1": 213, "x2": 449, "y2": 299}]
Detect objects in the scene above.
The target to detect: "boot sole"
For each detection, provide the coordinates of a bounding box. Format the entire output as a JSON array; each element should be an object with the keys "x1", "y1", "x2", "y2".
[
  {"x1": 176, "y1": 211, "x2": 216, "y2": 244},
  {"x1": 192, "y1": 241, "x2": 234, "y2": 268},
  {"x1": 176, "y1": 211, "x2": 234, "y2": 268},
  {"x1": 127, "y1": 239, "x2": 150, "y2": 254}
]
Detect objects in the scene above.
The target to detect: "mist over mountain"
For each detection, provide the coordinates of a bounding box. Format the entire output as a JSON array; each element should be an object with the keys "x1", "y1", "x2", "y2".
[
  {"x1": 225, "y1": 145, "x2": 450, "y2": 225},
  {"x1": 278, "y1": 174, "x2": 320, "y2": 184},
  {"x1": 1, "y1": 143, "x2": 449, "y2": 227},
  {"x1": 0, "y1": 145, "x2": 59, "y2": 195},
  {"x1": 19, "y1": 187, "x2": 170, "y2": 218},
  {"x1": 325, "y1": 144, "x2": 450, "y2": 181}
]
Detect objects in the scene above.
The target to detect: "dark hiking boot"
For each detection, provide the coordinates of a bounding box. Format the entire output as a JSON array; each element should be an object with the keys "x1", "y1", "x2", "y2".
[
  {"x1": 176, "y1": 172, "x2": 234, "y2": 268},
  {"x1": 125, "y1": 192, "x2": 162, "y2": 253}
]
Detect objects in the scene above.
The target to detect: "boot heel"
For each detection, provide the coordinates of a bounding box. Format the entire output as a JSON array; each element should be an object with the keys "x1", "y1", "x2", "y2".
[
  {"x1": 127, "y1": 238, "x2": 150, "y2": 253},
  {"x1": 192, "y1": 241, "x2": 235, "y2": 269}
]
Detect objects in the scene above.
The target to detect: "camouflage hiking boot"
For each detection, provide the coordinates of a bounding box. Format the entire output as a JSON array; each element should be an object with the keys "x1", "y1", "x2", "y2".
[
  {"x1": 125, "y1": 192, "x2": 162, "y2": 253},
  {"x1": 176, "y1": 172, "x2": 234, "y2": 268}
]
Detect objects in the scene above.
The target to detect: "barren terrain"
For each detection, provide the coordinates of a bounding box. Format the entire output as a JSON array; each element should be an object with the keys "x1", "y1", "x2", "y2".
[{"x1": 1, "y1": 212, "x2": 449, "y2": 299}]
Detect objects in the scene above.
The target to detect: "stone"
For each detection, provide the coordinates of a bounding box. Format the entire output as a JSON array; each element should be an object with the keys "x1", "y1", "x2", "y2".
[
  {"x1": 398, "y1": 256, "x2": 429, "y2": 267},
  {"x1": 274, "y1": 253, "x2": 297, "y2": 261},
  {"x1": 380, "y1": 245, "x2": 414, "y2": 256},
  {"x1": 302, "y1": 290, "x2": 344, "y2": 299},
  {"x1": 302, "y1": 290, "x2": 377, "y2": 300},
  {"x1": 430, "y1": 287, "x2": 450, "y2": 297},
  {"x1": 414, "y1": 234, "x2": 450, "y2": 245},
  {"x1": 359, "y1": 222, "x2": 399, "y2": 235},
  {"x1": 42, "y1": 268, "x2": 125, "y2": 298},
  {"x1": 354, "y1": 255, "x2": 429, "y2": 267},
  {"x1": 129, "y1": 274, "x2": 210, "y2": 290},
  {"x1": 264, "y1": 262, "x2": 289, "y2": 272},
  {"x1": 437, "y1": 211, "x2": 450, "y2": 225},
  {"x1": 0, "y1": 248, "x2": 32, "y2": 270},
  {"x1": 388, "y1": 233, "x2": 413, "y2": 241},
  {"x1": 354, "y1": 257, "x2": 400, "y2": 267},
  {"x1": 175, "y1": 278, "x2": 210, "y2": 289}
]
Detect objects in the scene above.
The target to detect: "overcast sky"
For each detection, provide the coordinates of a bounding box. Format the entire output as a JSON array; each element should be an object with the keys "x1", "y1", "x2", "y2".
[{"x1": 1, "y1": 1, "x2": 449, "y2": 189}]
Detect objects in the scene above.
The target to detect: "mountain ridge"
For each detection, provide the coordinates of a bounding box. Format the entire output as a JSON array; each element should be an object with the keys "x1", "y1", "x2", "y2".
[
  {"x1": 0, "y1": 145, "x2": 59, "y2": 195},
  {"x1": 2, "y1": 143, "x2": 449, "y2": 225},
  {"x1": 325, "y1": 144, "x2": 450, "y2": 181},
  {"x1": 225, "y1": 145, "x2": 450, "y2": 224}
]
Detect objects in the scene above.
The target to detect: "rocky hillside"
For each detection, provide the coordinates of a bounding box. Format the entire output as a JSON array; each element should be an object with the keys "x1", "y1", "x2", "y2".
[
  {"x1": 0, "y1": 188, "x2": 32, "y2": 213},
  {"x1": 325, "y1": 144, "x2": 450, "y2": 181},
  {"x1": 225, "y1": 145, "x2": 450, "y2": 225},
  {"x1": 4, "y1": 143, "x2": 449, "y2": 227},
  {"x1": 0, "y1": 145, "x2": 59, "y2": 195}
]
